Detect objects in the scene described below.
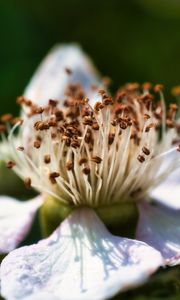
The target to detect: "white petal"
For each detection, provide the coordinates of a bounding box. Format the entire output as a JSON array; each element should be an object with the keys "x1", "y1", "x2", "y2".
[
  {"x1": 150, "y1": 152, "x2": 180, "y2": 209},
  {"x1": 1, "y1": 208, "x2": 163, "y2": 300},
  {"x1": 136, "y1": 202, "x2": 180, "y2": 266},
  {"x1": 0, "y1": 196, "x2": 43, "y2": 253},
  {"x1": 24, "y1": 44, "x2": 101, "y2": 106}
]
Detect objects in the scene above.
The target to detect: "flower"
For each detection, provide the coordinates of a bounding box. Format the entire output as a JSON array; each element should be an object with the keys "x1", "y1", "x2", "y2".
[{"x1": 0, "y1": 45, "x2": 180, "y2": 300}]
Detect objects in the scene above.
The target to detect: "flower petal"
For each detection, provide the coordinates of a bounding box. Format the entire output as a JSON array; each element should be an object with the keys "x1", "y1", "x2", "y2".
[
  {"x1": 136, "y1": 202, "x2": 180, "y2": 266},
  {"x1": 24, "y1": 44, "x2": 101, "y2": 106},
  {"x1": 1, "y1": 208, "x2": 163, "y2": 300},
  {"x1": 0, "y1": 196, "x2": 43, "y2": 253},
  {"x1": 150, "y1": 168, "x2": 180, "y2": 209}
]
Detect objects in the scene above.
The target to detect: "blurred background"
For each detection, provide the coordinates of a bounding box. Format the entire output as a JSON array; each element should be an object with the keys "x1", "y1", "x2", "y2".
[{"x1": 1, "y1": 0, "x2": 180, "y2": 115}]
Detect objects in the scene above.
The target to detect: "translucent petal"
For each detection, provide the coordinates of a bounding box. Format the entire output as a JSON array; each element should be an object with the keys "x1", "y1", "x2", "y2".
[
  {"x1": 150, "y1": 168, "x2": 180, "y2": 209},
  {"x1": 136, "y1": 202, "x2": 180, "y2": 266},
  {"x1": 1, "y1": 208, "x2": 163, "y2": 300},
  {"x1": 24, "y1": 44, "x2": 101, "y2": 106},
  {"x1": 0, "y1": 196, "x2": 43, "y2": 253}
]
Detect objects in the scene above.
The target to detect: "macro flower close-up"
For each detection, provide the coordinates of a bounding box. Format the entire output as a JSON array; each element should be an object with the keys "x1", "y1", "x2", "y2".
[{"x1": 0, "y1": 44, "x2": 179, "y2": 300}]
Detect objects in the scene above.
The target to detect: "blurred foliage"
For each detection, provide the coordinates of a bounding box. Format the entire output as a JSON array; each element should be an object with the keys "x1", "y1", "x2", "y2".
[{"x1": 1, "y1": 0, "x2": 180, "y2": 116}]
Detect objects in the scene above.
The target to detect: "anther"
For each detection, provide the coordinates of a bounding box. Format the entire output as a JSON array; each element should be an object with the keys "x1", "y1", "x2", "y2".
[
  {"x1": 82, "y1": 167, "x2": 90, "y2": 175},
  {"x1": 24, "y1": 177, "x2": 31, "y2": 189},
  {"x1": 92, "y1": 123, "x2": 99, "y2": 130},
  {"x1": 154, "y1": 84, "x2": 164, "y2": 92},
  {"x1": 49, "y1": 99, "x2": 58, "y2": 107},
  {"x1": 44, "y1": 154, "x2": 51, "y2": 164},
  {"x1": 108, "y1": 133, "x2": 115, "y2": 145},
  {"x1": 79, "y1": 157, "x2": 88, "y2": 165},
  {"x1": 34, "y1": 140, "x2": 41, "y2": 149},
  {"x1": 142, "y1": 147, "x2": 150, "y2": 156},
  {"x1": 65, "y1": 67, "x2": 72, "y2": 75},
  {"x1": 0, "y1": 124, "x2": 7, "y2": 133},
  {"x1": 91, "y1": 156, "x2": 102, "y2": 164},
  {"x1": 35, "y1": 107, "x2": 44, "y2": 114},
  {"x1": 142, "y1": 82, "x2": 152, "y2": 90},
  {"x1": 1, "y1": 114, "x2": 13, "y2": 122},
  {"x1": 137, "y1": 155, "x2": 145, "y2": 163},
  {"x1": 66, "y1": 161, "x2": 73, "y2": 171},
  {"x1": 17, "y1": 146, "x2": 24, "y2": 151},
  {"x1": 6, "y1": 161, "x2": 16, "y2": 169},
  {"x1": 144, "y1": 114, "x2": 151, "y2": 120},
  {"x1": 49, "y1": 172, "x2": 60, "y2": 184}
]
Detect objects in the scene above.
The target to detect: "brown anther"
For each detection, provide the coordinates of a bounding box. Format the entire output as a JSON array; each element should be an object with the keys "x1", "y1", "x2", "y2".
[
  {"x1": 115, "y1": 91, "x2": 126, "y2": 103},
  {"x1": 126, "y1": 83, "x2": 140, "y2": 92},
  {"x1": 142, "y1": 82, "x2": 152, "y2": 90},
  {"x1": 111, "y1": 119, "x2": 116, "y2": 126},
  {"x1": 169, "y1": 103, "x2": 178, "y2": 111},
  {"x1": 66, "y1": 161, "x2": 73, "y2": 171},
  {"x1": 24, "y1": 177, "x2": 31, "y2": 189},
  {"x1": 154, "y1": 84, "x2": 164, "y2": 92},
  {"x1": 35, "y1": 107, "x2": 44, "y2": 114},
  {"x1": 108, "y1": 133, "x2": 115, "y2": 145},
  {"x1": 82, "y1": 167, "x2": 90, "y2": 175},
  {"x1": 71, "y1": 139, "x2": 80, "y2": 148},
  {"x1": 103, "y1": 96, "x2": 113, "y2": 106},
  {"x1": 49, "y1": 172, "x2": 60, "y2": 184},
  {"x1": 79, "y1": 157, "x2": 88, "y2": 165},
  {"x1": 171, "y1": 86, "x2": 180, "y2": 97},
  {"x1": 119, "y1": 121, "x2": 128, "y2": 130},
  {"x1": 6, "y1": 161, "x2": 16, "y2": 169},
  {"x1": 98, "y1": 89, "x2": 106, "y2": 95},
  {"x1": 62, "y1": 136, "x2": 71, "y2": 147},
  {"x1": 16, "y1": 96, "x2": 25, "y2": 105},
  {"x1": 44, "y1": 154, "x2": 51, "y2": 164},
  {"x1": 92, "y1": 123, "x2": 99, "y2": 130},
  {"x1": 83, "y1": 116, "x2": 93, "y2": 126},
  {"x1": 140, "y1": 94, "x2": 153, "y2": 102},
  {"x1": 145, "y1": 123, "x2": 156, "y2": 132},
  {"x1": 11, "y1": 118, "x2": 23, "y2": 125},
  {"x1": 91, "y1": 156, "x2": 102, "y2": 164},
  {"x1": 1, "y1": 114, "x2": 13, "y2": 122},
  {"x1": 142, "y1": 146, "x2": 150, "y2": 156},
  {"x1": 0, "y1": 124, "x2": 7, "y2": 133},
  {"x1": 34, "y1": 140, "x2": 41, "y2": 149},
  {"x1": 166, "y1": 119, "x2": 175, "y2": 128},
  {"x1": 65, "y1": 67, "x2": 72, "y2": 75},
  {"x1": 34, "y1": 121, "x2": 43, "y2": 130},
  {"x1": 94, "y1": 102, "x2": 104, "y2": 111},
  {"x1": 137, "y1": 155, "x2": 145, "y2": 163},
  {"x1": 51, "y1": 133, "x2": 57, "y2": 139},
  {"x1": 49, "y1": 99, "x2": 57, "y2": 107},
  {"x1": 54, "y1": 109, "x2": 64, "y2": 121},
  {"x1": 172, "y1": 138, "x2": 180, "y2": 145},
  {"x1": 17, "y1": 146, "x2": 24, "y2": 151},
  {"x1": 102, "y1": 76, "x2": 112, "y2": 86},
  {"x1": 48, "y1": 120, "x2": 57, "y2": 127},
  {"x1": 144, "y1": 114, "x2": 151, "y2": 120}
]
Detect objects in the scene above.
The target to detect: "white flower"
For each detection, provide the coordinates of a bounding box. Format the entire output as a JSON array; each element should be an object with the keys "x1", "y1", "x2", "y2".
[{"x1": 0, "y1": 45, "x2": 180, "y2": 300}]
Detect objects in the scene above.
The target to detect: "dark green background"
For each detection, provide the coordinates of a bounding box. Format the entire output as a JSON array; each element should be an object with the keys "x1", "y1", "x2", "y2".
[{"x1": 1, "y1": 0, "x2": 180, "y2": 115}]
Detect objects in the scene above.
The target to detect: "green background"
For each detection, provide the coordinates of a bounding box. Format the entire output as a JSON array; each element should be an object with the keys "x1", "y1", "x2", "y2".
[
  {"x1": 0, "y1": 0, "x2": 180, "y2": 299},
  {"x1": 1, "y1": 0, "x2": 180, "y2": 115}
]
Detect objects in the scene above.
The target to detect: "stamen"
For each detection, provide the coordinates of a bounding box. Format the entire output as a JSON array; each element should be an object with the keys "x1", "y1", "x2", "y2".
[{"x1": 6, "y1": 82, "x2": 180, "y2": 207}]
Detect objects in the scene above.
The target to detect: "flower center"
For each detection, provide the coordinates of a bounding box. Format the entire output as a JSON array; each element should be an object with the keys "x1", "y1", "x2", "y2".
[{"x1": 4, "y1": 83, "x2": 180, "y2": 208}]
